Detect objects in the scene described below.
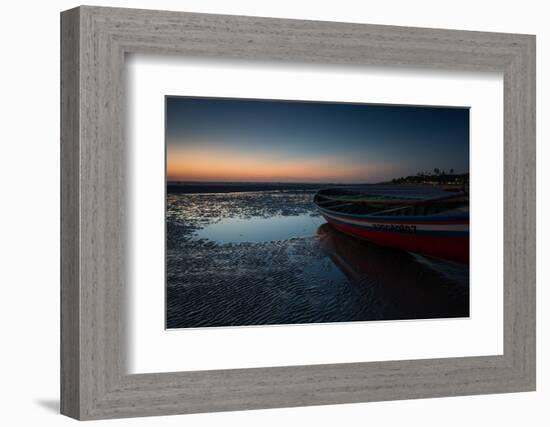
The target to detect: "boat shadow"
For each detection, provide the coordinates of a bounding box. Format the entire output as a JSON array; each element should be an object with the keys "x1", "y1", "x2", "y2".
[{"x1": 316, "y1": 223, "x2": 469, "y2": 320}]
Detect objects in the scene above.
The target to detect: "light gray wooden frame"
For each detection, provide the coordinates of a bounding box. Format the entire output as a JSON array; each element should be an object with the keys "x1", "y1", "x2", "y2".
[{"x1": 61, "y1": 5, "x2": 536, "y2": 420}]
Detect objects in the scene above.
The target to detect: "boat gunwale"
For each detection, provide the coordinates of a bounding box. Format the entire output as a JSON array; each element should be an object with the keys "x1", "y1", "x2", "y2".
[
  {"x1": 314, "y1": 203, "x2": 469, "y2": 223},
  {"x1": 314, "y1": 187, "x2": 469, "y2": 223}
]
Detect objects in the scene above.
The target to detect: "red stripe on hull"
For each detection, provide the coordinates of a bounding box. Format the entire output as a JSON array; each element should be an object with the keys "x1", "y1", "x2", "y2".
[
  {"x1": 325, "y1": 218, "x2": 469, "y2": 264},
  {"x1": 323, "y1": 211, "x2": 467, "y2": 225}
]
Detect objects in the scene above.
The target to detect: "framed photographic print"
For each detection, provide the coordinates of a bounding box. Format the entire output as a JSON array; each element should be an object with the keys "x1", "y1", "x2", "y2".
[
  {"x1": 164, "y1": 97, "x2": 471, "y2": 330},
  {"x1": 61, "y1": 6, "x2": 536, "y2": 420}
]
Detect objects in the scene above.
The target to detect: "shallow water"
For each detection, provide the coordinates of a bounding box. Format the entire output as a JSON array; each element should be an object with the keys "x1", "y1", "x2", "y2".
[
  {"x1": 195, "y1": 214, "x2": 325, "y2": 243},
  {"x1": 166, "y1": 189, "x2": 469, "y2": 329}
]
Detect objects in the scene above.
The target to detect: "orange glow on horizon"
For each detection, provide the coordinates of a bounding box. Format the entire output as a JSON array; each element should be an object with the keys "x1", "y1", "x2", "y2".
[{"x1": 166, "y1": 147, "x2": 394, "y2": 183}]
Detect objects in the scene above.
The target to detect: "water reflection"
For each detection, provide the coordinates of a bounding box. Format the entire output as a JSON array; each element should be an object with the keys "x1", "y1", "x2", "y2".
[
  {"x1": 195, "y1": 214, "x2": 324, "y2": 244},
  {"x1": 316, "y1": 223, "x2": 469, "y2": 320}
]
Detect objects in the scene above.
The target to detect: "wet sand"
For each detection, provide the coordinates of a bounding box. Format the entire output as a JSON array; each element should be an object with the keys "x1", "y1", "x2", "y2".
[{"x1": 166, "y1": 189, "x2": 469, "y2": 329}]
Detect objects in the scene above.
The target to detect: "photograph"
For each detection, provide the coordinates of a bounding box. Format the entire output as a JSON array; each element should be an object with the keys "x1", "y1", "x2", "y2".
[{"x1": 165, "y1": 96, "x2": 470, "y2": 329}]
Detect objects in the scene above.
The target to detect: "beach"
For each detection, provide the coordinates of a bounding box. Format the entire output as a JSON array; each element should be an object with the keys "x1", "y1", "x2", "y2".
[{"x1": 166, "y1": 184, "x2": 469, "y2": 329}]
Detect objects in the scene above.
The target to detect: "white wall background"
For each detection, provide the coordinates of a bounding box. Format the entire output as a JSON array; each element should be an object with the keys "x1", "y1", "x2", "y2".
[{"x1": 0, "y1": 1, "x2": 546, "y2": 425}]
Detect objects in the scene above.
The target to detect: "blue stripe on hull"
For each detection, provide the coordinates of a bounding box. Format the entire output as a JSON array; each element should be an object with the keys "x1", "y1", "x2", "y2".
[{"x1": 316, "y1": 205, "x2": 469, "y2": 222}]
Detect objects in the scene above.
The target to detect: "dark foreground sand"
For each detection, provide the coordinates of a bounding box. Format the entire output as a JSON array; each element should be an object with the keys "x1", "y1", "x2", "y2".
[{"x1": 166, "y1": 189, "x2": 469, "y2": 329}]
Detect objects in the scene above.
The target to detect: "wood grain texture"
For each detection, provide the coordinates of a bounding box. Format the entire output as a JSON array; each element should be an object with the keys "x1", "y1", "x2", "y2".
[
  {"x1": 60, "y1": 7, "x2": 80, "y2": 419},
  {"x1": 60, "y1": 5, "x2": 536, "y2": 420}
]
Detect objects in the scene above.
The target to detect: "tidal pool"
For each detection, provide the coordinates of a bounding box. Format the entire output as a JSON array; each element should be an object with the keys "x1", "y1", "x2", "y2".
[{"x1": 195, "y1": 214, "x2": 325, "y2": 244}]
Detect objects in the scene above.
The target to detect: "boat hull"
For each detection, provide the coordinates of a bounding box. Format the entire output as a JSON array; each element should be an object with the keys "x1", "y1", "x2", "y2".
[{"x1": 319, "y1": 210, "x2": 469, "y2": 264}]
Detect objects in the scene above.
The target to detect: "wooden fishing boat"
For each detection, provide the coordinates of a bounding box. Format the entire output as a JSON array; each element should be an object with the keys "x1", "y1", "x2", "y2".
[{"x1": 313, "y1": 186, "x2": 469, "y2": 263}]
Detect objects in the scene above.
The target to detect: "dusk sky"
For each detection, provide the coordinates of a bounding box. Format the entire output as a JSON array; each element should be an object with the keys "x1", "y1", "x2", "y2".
[{"x1": 166, "y1": 96, "x2": 469, "y2": 183}]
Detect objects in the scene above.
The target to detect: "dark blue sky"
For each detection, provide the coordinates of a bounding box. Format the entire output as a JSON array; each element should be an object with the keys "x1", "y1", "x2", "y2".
[{"x1": 166, "y1": 96, "x2": 469, "y2": 183}]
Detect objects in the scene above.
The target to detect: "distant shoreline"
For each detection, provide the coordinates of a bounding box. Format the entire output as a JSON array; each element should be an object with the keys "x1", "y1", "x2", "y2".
[{"x1": 165, "y1": 181, "x2": 462, "y2": 194}]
